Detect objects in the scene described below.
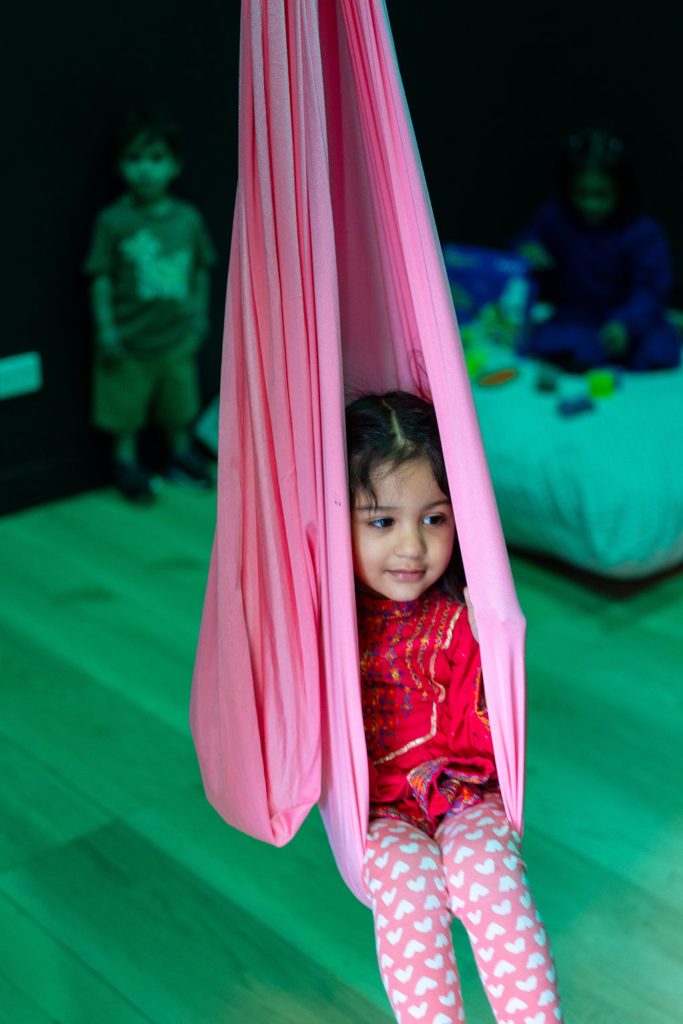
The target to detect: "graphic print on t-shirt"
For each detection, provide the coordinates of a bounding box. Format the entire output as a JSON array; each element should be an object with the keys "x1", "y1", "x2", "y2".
[{"x1": 120, "y1": 229, "x2": 192, "y2": 301}]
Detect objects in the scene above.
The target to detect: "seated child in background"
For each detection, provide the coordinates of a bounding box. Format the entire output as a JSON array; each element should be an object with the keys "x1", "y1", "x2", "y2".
[
  {"x1": 516, "y1": 128, "x2": 680, "y2": 373},
  {"x1": 85, "y1": 108, "x2": 216, "y2": 501}
]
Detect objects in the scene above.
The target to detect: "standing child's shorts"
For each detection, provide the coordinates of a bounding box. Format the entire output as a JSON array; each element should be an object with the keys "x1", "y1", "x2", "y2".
[{"x1": 93, "y1": 337, "x2": 201, "y2": 434}]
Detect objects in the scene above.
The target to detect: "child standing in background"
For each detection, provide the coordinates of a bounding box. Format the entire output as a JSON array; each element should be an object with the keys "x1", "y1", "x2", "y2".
[
  {"x1": 517, "y1": 128, "x2": 680, "y2": 372},
  {"x1": 347, "y1": 391, "x2": 563, "y2": 1024},
  {"x1": 85, "y1": 108, "x2": 215, "y2": 501}
]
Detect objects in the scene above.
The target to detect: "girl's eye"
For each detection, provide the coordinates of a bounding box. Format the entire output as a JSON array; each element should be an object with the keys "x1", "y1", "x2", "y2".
[
  {"x1": 423, "y1": 514, "x2": 446, "y2": 526},
  {"x1": 369, "y1": 517, "x2": 393, "y2": 529}
]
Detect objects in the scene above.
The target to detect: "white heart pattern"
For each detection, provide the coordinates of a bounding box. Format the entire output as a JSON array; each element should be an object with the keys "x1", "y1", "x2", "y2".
[
  {"x1": 435, "y1": 933, "x2": 449, "y2": 948},
  {"x1": 400, "y1": 842, "x2": 420, "y2": 854},
  {"x1": 408, "y1": 1002, "x2": 428, "y2": 1019},
  {"x1": 505, "y1": 937, "x2": 525, "y2": 954},
  {"x1": 414, "y1": 917, "x2": 433, "y2": 933},
  {"x1": 493, "y1": 959, "x2": 515, "y2": 978},
  {"x1": 381, "y1": 887, "x2": 398, "y2": 906},
  {"x1": 439, "y1": 991, "x2": 456, "y2": 1006},
  {"x1": 492, "y1": 899, "x2": 512, "y2": 916},
  {"x1": 425, "y1": 894, "x2": 441, "y2": 910},
  {"x1": 434, "y1": 1014, "x2": 454, "y2": 1024},
  {"x1": 408, "y1": 875, "x2": 426, "y2": 893},
  {"x1": 539, "y1": 989, "x2": 556, "y2": 1006},
  {"x1": 454, "y1": 846, "x2": 474, "y2": 864},
  {"x1": 485, "y1": 922, "x2": 506, "y2": 940},
  {"x1": 404, "y1": 938, "x2": 426, "y2": 958},
  {"x1": 377, "y1": 914, "x2": 389, "y2": 929},
  {"x1": 488, "y1": 984, "x2": 504, "y2": 998},
  {"x1": 467, "y1": 909, "x2": 482, "y2": 925},
  {"x1": 469, "y1": 882, "x2": 490, "y2": 902},
  {"x1": 499, "y1": 875, "x2": 518, "y2": 892},
  {"x1": 392, "y1": 990, "x2": 408, "y2": 1005},
  {"x1": 505, "y1": 997, "x2": 528, "y2": 1013},
  {"x1": 524, "y1": 1015, "x2": 545, "y2": 1024},
  {"x1": 395, "y1": 965, "x2": 413, "y2": 983},
  {"x1": 381, "y1": 834, "x2": 400, "y2": 849},
  {"x1": 465, "y1": 828, "x2": 484, "y2": 840},
  {"x1": 485, "y1": 839, "x2": 504, "y2": 852},
  {"x1": 516, "y1": 915, "x2": 534, "y2": 931},
  {"x1": 475, "y1": 858, "x2": 495, "y2": 875},
  {"x1": 516, "y1": 975, "x2": 538, "y2": 992},
  {"x1": 420, "y1": 856, "x2": 438, "y2": 871},
  {"x1": 534, "y1": 929, "x2": 547, "y2": 947},
  {"x1": 415, "y1": 976, "x2": 438, "y2": 995},
  {"x1": 387, "y1": 928, "x2": 403, "y2": 946},
  {"x1": 426, "y1": 953, "x2": 444, "y2": 969},
  {"x1": 527, "y1": 952, "x2": 546, "y2": 969},
  {"x1": 380, "y1": 953, "x2": 394, "y2": 968},
  {"x1": 479, "y1": 946, "x2": 495, "y2": 962},
  {"x1": 391, "y1": 861, "x2": 410, "y2": 880},
  {"x1": 395, "y1": 899, "x2": 416, "y2": 919},
  {"x1": 449, "y1": 870, "x2": 464, "y2": 889}
]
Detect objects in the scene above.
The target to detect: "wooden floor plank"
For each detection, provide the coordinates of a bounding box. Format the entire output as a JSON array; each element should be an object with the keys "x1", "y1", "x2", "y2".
[
  {"x1": 0, "y1": 733, "x2": 108, "y2": 872},
  {"x1": 0, "y1": 891, "x2": 152, "y2": 1023},
  {"x1": 0, "y1": 626, "x2": 197, "y2": 821},
  {"x1": 0, "y1": 822, "x2": 389, "y2": 1024}
]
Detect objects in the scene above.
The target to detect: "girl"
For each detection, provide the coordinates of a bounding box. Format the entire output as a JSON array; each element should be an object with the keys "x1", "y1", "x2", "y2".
[
  {"x1": 517, "y1": 128, "x2": 680, "y2": 372},
  {"x1": 346, "y1": 391, "x2": 563, "y2": 1024}
]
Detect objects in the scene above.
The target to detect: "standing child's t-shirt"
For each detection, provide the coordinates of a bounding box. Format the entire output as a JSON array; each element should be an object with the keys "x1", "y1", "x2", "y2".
[{"x1": 85, "y1": 195, "x2": 216, "y2": 355}]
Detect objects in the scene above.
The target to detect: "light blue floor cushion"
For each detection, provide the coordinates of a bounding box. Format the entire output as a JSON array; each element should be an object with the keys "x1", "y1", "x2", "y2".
[{"x1": 470, "y1": 346, "x2": 683, "y2": 578}]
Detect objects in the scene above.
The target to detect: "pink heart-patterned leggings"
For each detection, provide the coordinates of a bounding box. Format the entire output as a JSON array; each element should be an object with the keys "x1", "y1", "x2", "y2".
[{"x1": 364, "y1": 791, "x2": 563, "y2": 1024}]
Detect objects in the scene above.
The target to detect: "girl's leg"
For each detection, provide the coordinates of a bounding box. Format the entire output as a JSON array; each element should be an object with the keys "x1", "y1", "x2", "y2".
[
  {"x1": 364, "y1": 818, "x2": 464, "y2": 1024},
  {"x1": 436, "y1": 793, "x2": 563, "y2": 1024}
]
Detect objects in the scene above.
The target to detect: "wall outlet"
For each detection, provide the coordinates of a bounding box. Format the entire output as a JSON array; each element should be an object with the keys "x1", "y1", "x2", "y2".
[{"x1": 0, "y1": 352, "x2": 43, "y2": 400}]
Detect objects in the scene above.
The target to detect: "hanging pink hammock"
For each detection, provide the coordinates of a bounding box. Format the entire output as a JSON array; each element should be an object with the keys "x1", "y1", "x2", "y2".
[{"x1": 190, "y1": 0, "x2": 526, "y2": 907}]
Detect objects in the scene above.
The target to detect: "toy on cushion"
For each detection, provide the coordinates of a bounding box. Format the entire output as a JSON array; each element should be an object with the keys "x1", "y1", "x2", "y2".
[{"x1": 443, "y1": 243, "x2": 535, "y2": 351}]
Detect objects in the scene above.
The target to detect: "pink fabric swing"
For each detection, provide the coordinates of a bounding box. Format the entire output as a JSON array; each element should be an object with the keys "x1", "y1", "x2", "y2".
[{"x1": 190, "y1": 0, "x2": 526, "y2": 907}]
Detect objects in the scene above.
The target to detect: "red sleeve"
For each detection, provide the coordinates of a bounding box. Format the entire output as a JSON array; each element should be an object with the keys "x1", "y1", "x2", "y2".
[{"x1": 443, "y1": 609, "x2": 496, "y2": 769}]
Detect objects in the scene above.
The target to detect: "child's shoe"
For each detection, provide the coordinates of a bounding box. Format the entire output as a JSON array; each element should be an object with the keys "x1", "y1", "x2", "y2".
[
  {"x1": 113, "y1": 461, "x2": 163, "y2": 503},
  {"x1": 167, "y1": 449, "x2": 213, "y2": 489}
]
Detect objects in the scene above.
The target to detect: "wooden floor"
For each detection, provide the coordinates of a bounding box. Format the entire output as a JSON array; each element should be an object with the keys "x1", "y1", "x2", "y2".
[{"x1": 1, "y1": 483, "x2": 681, "y2": 1023}]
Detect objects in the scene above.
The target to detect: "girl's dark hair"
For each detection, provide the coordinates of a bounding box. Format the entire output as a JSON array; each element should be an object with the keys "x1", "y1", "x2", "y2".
[
  {"x1": 345, "y1": 390, "x2": 465, "y2": 598},
  {"x1": 556, "y1": 128, "x2": 639, "y2": 224},
  {"x1": 115, "y1": 107, "x2": 182, "y2": 160}
]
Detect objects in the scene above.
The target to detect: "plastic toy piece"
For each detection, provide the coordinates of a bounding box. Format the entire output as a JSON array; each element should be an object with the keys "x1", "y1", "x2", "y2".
[
  {"x1": 535, "y1": 367, "x2": 559, "y2": 392},
  {"x1": 478, "y1": 368, "x2": 519, "y2": 387},
  {"x1": 557, "y1": 396, "x2": 595, "y2": 416},
  {"x1": 586, "y1": 369, "x2": 618, "y2": 397}
]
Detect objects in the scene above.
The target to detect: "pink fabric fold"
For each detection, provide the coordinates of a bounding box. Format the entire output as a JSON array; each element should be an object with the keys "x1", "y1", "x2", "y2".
[{"x1": 191, "y1": 0, "x2": 526, "y2": 905}]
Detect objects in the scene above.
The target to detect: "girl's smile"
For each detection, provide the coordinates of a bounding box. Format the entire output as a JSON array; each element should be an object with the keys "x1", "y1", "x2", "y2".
[{"x1": 351, "y1": 457, "x2": 455, "y2": 602}]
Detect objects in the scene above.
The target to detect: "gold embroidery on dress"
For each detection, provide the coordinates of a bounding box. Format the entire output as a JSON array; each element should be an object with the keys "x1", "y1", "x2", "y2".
[
  {"x1": 373, "y1": 702, "x2": 438, "y2": 765},
  {"x1": 443, "y1": 605, "x2": 463, "y2": 650}
]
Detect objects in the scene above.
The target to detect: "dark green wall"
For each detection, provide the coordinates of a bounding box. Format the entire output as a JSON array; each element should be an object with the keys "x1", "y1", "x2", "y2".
[{"x1": 3, "y1": 0, "x2": 681, "y2": 512}]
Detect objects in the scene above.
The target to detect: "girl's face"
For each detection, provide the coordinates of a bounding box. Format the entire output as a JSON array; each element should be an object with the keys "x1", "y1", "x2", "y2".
[
  {"x1": 571, "y1": 168, "x2": 617, "y2": 227},
  {"x1": 351, "y1": 457, "x2": 455, "y2": 602}
]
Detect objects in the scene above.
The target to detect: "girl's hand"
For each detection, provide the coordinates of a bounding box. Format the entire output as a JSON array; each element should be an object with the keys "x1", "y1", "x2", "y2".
[
  {"x1": 464, "y1": 586, "x2": 479, "y2": 643},
  {"x1": 517, "y1": 242, "x2": 555, "y2": 272},
  {"x1": 599, "y1": 320, "x2": 629, "y2": 355}
]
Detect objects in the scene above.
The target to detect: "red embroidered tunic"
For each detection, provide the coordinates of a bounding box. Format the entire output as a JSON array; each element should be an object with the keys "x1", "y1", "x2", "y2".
[{"x1": 357, "y1": 587, "x2": 498, "y2": 835}]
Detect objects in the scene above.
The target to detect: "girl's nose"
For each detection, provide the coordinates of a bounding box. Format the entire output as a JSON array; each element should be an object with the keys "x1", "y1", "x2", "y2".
[{"x1": 395, "y1": 524, "x2": 425, "y2": 559}]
